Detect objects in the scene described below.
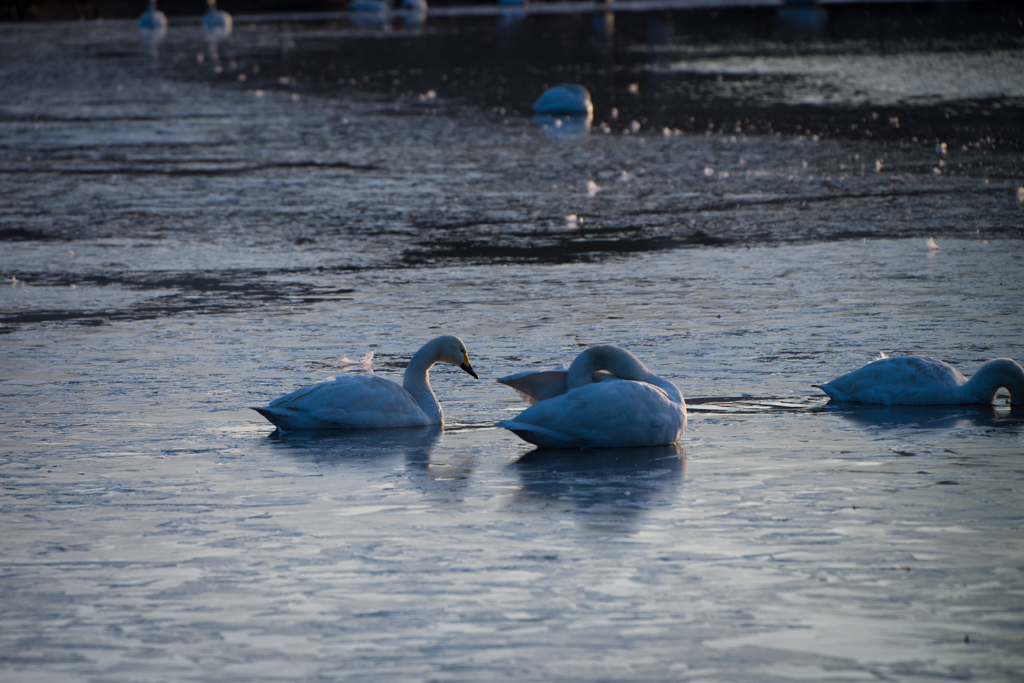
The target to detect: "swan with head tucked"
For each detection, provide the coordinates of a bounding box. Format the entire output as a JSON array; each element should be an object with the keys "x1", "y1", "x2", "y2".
[
  {"x1": 496, "y1": 345, "x2": 686, "y2": 449},
  {"x1": 815, "y1": 355, "x2": 1024, "y2": 405},
  {"x1": 251, "y1": 335, "x2": 478, "y2": 431}
]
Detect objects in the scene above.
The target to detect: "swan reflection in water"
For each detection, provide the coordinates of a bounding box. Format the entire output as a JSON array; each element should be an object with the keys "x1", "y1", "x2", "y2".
[
  {"x1": 266, "y1": 424, "x2": 441, "y2": 467},
  {"x1": 534, "y1": 113, "x2": 593, "y2": 139},
  {"x1": 265, "y1": 425, "x2": 477, "y2": 500},
  {"x1": 509, "y1": 444, "x2": 686, "y2": 533},
  {"x1": 821, "y1": 403, "x2": 1018, "y2": 431}
]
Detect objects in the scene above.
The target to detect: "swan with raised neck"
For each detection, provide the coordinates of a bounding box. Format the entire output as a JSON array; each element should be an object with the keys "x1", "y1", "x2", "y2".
[
  {"x1": 401, "y1": 335, "x2": 478, "y2": 423},
  {"x1": 815, "y1": 356, "x2": 1024, "y2": 405},
  {"x1": 251, "y1": 335, "x2": 478, "y2": 431}
]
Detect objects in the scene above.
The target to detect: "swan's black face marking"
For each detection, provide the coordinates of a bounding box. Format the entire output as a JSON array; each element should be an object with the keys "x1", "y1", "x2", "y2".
[{"x1": 460, "y1": 352, "x2": 479, "y2": 379}]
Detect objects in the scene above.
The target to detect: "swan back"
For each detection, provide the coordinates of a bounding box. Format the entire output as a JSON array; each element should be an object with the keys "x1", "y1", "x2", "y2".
[
  {"x1": 533, "y1": 85, "x2": 593, "y2": 115},
  {"x1": 255, "y1": 374, "x2": 427, "y2": 430}
]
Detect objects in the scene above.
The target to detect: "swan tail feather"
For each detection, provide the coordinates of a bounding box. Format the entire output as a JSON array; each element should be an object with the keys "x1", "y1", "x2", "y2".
[
  {"x1": 251, "y1": 407, "x2": 292, "y2": 431},
  {"x1": 495, "y1": 419, "x2": 579, "y2": 449},
  {"x1": 813, "y1": 384, "x2": 849, "y2": 402}
]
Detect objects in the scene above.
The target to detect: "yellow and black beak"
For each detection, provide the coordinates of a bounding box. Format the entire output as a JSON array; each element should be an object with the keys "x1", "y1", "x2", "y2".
[{"x1": 460, "y1": 352, "x2": 479, "y2": 379}]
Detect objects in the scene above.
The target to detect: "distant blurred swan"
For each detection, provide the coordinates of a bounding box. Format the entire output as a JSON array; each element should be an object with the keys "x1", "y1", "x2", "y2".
[
  {"x1": 139, "y1": 0, "x2": 166, "y2": 46},
  {"x1": 496, "y1": 345, "x2": 686, "y2": 448},
  {"x1": 201, "y1": 0, "x2": 233, "y2": 40},
  {"x1": 350, "y1": 0, "x2": 392, "y2": 13},
  {"x1": 534, "y1": 84, "x2": 594, "y2": 115},
  {"x1": 815, "y1": 355, "x2": 1024, "y2": 405},
  {"x1": 139, "y1": 0, "x2": 167, "y2": 30},
  {"x1": 251, "y1": 335, "x2": 478, "y2": 431}
]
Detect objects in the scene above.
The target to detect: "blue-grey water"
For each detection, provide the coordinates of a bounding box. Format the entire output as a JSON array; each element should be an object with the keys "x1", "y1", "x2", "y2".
[{"x1": 2, "y1": 6, "x2": 1024, "y2": 682}]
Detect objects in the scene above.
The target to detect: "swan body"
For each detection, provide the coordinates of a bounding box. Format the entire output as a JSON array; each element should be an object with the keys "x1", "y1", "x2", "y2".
[
  {"x1": 496, "y1": 345, "x2": 686, "y2": 449},
  {"x1": 139, "y1": 0, "x2": 167, "y2": 30},
  {"x1": 815, "y1": 356, "x2": 1024, "y2": 405},
  {"x1": 251, "y1": 335, "x2": 478, "y2": 431},
  {"x1": 201, "y1": 0, "x2": 232, "y2": 40},
  {"x1": 533, "y1": 84, "x2": 594, "y2": 116}
]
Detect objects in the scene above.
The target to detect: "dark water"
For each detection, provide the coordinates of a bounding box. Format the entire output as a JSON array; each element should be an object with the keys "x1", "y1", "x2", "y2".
[{"x1": 2, "y1": 6, "x2": 1024, "y2": 682}]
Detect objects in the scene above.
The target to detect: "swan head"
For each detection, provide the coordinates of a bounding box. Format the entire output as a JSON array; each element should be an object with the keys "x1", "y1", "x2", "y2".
[{"x1": 434, "y1": 335, "x2": 479, "y2": 378}]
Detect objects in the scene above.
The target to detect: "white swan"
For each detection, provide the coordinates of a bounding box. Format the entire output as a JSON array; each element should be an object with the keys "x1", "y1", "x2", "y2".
[
  {"x1": 815, "y1": 355, "x2": 1024, "y2": 405},
  {"x1": 201, "y1": 0, "x2": 233, "y2": 41},
  {"x1": 251, "y1": 335, "x2": 478, "y2": 431},
  {"x1": 496, "y1": 345, "x2": 686, "y2": 449},
  {"x1": 533, "y1": 84, "x2": 594, "y2": 116},
  {"x1": 139, "y1": 0, "x2": 167, "y2": 30}
]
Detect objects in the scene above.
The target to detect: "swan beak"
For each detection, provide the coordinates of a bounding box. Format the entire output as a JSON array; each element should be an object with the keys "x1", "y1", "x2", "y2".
[{"x1": 460, "y1": 352, "x2": 479, "y2": 379}]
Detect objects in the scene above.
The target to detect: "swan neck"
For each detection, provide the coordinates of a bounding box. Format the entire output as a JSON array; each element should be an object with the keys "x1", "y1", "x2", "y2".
[
  {"x1": 403, "y1": 340, "x2": 442, "y2": 422},
  {"x1": 961, "y1": 359, "x2": 1024, "y2": 405},
  {"x1": 568, "y1": 346, "x2": 649, "y2": 386},
  {"x1": 566, "y1": 346, "x2": 681, "y2": 402}
]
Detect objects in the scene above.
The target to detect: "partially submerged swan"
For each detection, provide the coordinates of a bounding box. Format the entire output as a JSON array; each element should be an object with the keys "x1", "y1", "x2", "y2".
[
  {"x1": 533, "y1": 84, "x2": 594, "y2": 116},
  {"x1": 496, "y1": 345, "x2": 686, "y2": 449},
  {"x1": 252, "y1": 335, "x2": 478, "y2": 431},
  {"x1": 815, "y1": 355, "x2": 1024, "y2": 405}
]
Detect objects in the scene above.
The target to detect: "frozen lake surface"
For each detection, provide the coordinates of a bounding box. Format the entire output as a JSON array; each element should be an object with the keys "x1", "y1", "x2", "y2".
[{"x1": 2, "y1": 6, "x2": 1023, "y2": 682}]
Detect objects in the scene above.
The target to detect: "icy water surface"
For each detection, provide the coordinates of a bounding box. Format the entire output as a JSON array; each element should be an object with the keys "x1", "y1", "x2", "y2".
[{"x1": 2, "y1": 7, "x2": 1024, "y2": 682}]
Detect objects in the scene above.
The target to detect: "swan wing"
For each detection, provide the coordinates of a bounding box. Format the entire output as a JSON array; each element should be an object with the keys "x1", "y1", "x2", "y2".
[
  {"x1": 498, "y1": 369, "x2": 569, "y2": 405},
  {"x1": 253, "y1": 375, "x2": 430, "y2": 430},
  {"x1": 497, "y1": 380, "x2": 685, "y2": 449},
  {"x1": 817, "y1": 356, "x2": 967, "y2": 405}
]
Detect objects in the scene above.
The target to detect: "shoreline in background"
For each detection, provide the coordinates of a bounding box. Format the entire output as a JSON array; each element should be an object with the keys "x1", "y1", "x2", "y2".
[{"x1": 0, "y1": 0, "x2": 1013, "y2": 23}]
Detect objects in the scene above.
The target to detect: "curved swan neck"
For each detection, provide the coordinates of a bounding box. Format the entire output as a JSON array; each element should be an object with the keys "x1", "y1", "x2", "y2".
[
  {"x1": 567, "y1": 346, "x2": 683, "y2": 404},
  {"x1": 403, "y1": 339, "x2": 443, "y2": 422},
  {"x1": 567, "y1": 346, "x2": 645, "y2": 387},
  {"x1": 960, "y1": 358, "x2": 1024, "y2": 405}
]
